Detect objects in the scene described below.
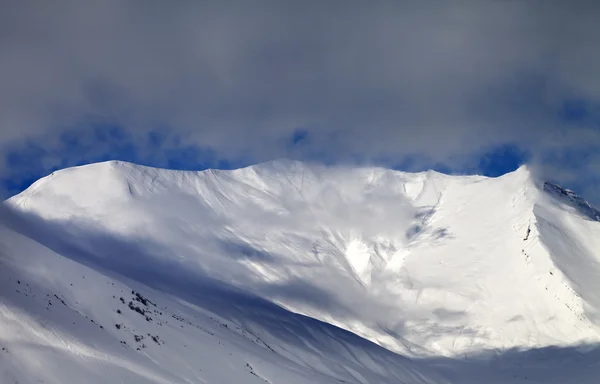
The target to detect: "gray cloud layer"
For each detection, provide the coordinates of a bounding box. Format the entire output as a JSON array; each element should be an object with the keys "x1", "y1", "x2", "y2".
[{"x1": 1, "y1": 1, "x2": 600, "y2": 200}]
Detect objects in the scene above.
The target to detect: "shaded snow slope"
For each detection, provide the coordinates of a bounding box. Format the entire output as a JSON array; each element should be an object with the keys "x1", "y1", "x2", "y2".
[
  {"x1": 0, "y1": 208, "x2": 452, "y2": 384},
  {"x1": 3, "y1": 160, "x2": 600, "y2": 383}
]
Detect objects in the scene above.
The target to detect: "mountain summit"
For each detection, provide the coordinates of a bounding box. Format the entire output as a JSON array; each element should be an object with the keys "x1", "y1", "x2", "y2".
[{"x1": 2, "y1": 160, "x2": 600, "y2": 383}]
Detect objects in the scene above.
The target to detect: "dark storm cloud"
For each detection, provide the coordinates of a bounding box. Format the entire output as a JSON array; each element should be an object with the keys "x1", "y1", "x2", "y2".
[{"x1": 1, "y1": 1, "x2": 600, "y2": 200}]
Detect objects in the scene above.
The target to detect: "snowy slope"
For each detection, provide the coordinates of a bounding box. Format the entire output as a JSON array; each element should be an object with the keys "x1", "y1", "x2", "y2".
[
  {"x1": 0, "y1": 210, "x2": 451, "y2": 384},
  {"x1": 2, "y1": 159, "x2": 600, "y2": 383}
]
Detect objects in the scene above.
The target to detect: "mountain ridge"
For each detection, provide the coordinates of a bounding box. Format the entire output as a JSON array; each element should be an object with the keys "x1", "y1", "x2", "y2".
[{"x1": 2, "y1": 160, "x2": 600, "y2": 383}]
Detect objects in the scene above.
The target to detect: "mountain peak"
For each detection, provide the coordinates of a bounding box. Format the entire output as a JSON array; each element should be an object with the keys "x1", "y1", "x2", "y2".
[
  {"x1": 543, "y1": 181, "x2": 600, "y2": 221},
  {"x1": 3, "y1": 158, "x2": 600, "y2": 382}
]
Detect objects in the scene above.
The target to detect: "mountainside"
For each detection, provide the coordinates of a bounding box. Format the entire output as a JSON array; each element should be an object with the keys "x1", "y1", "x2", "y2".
[{"x1": 2, "y1": 160, "x2": 600, "y2": 383}]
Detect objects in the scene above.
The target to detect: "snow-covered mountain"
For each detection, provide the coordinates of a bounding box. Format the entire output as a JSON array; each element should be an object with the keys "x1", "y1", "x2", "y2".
[{"x1": 2, "y1": 160, "x2": 600, "y2": 383}]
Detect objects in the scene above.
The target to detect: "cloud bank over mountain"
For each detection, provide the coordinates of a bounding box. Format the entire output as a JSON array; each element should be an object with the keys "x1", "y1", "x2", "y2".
[{"x1": 1, "y1": 1, "x2": 599, "y2": 201}]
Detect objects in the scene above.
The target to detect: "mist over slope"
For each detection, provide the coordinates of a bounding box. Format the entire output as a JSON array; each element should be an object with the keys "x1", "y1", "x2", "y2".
[{"x1": 2, "y1": 160, "x2": 600, "y2": 383}]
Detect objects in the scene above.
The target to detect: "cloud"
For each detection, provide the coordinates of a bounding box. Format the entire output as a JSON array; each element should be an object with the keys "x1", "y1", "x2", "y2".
[{"x1": 1, "y1": 1, "x2": 600, "y2": 201}]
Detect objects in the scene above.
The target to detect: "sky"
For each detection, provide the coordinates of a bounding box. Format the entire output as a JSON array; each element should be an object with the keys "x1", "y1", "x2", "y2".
[{"x1": 1, "y1": 1, "x2": 600, "y2": 203}]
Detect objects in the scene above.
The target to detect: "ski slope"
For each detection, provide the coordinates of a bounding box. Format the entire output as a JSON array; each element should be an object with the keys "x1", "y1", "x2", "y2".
[{"x1": 2, "y1": 160, "x2": 600, "y2": 383}]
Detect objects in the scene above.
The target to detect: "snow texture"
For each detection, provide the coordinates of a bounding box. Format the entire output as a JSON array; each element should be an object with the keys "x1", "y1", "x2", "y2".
[{"x1": 2, "y1": 160, "x2": 600, "y2": 383}]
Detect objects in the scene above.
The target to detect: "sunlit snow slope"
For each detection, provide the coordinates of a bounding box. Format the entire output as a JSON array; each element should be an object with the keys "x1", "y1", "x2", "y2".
[{"x1": 2, "y1": 160, "x2": 600, "y2": 383}]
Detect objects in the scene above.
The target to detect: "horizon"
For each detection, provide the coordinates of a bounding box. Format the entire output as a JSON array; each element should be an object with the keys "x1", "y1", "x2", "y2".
[{"x1": 4, "y1": 152, "x2": 531, "y2": 201}]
